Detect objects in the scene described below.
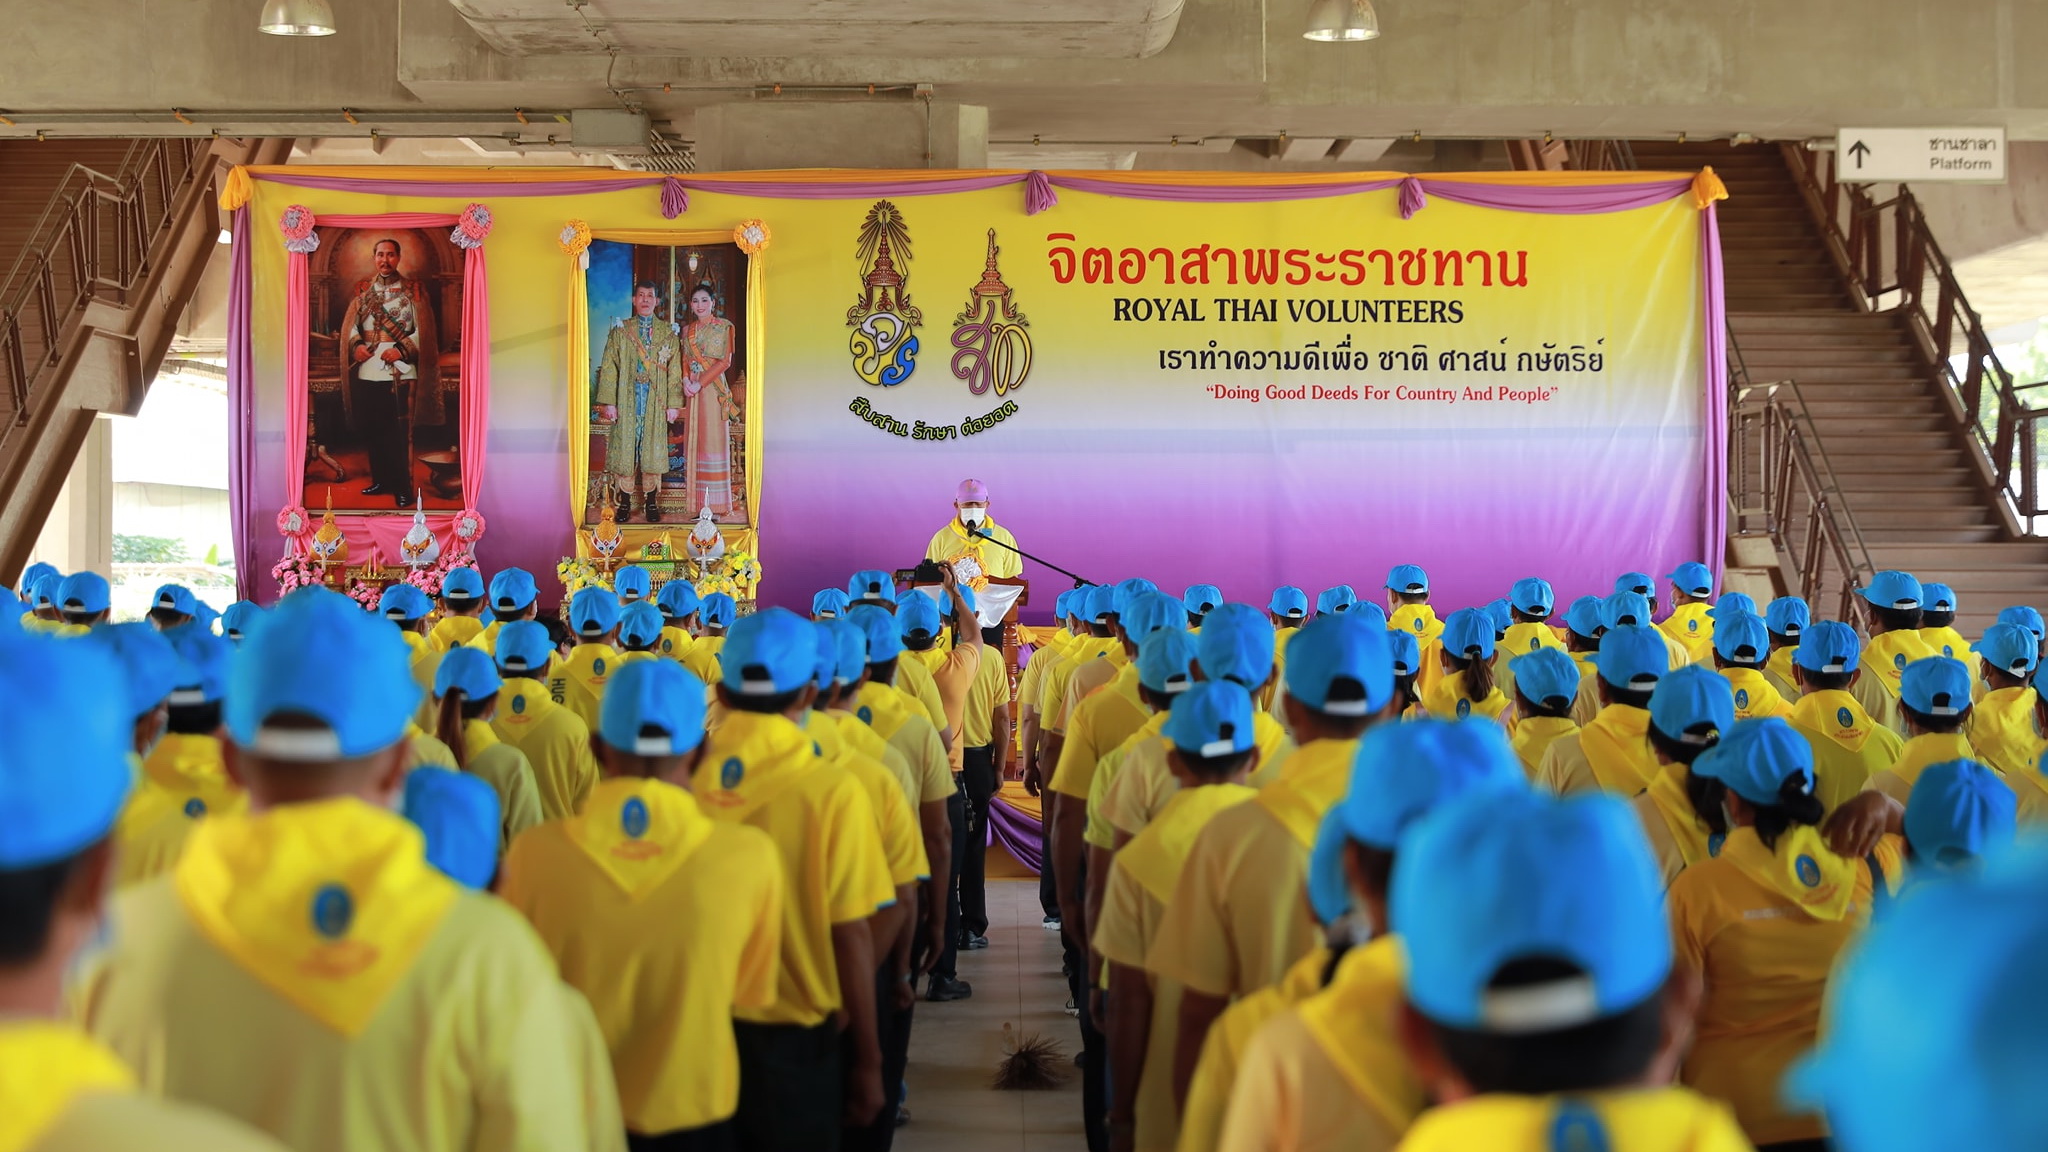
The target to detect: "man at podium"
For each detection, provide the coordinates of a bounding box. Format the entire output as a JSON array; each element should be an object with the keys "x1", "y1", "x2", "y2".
[{"x1": 926, "y1": 479, "x2": 1022, "y2": 584}]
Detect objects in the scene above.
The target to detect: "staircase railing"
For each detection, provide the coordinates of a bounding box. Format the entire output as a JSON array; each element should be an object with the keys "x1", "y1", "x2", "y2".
[
  {"x1": 1784, "y1": 142, "x2": 2048, "y2": 535},
  {"x1": 0, "y1": 138, "x2": 210, "y2": 444},
  {"x1": 1727, "y1": 369, "x2": 1878, "y2": 624}
]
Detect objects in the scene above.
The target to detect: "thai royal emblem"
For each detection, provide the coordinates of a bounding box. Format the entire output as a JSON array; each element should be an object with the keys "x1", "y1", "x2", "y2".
[
  {"x1": 951, "y1": 228, "x2": 1033, "y2": 399},
  {"x1": 847, "y1": 201, "x2": 922, "y2": 388}
]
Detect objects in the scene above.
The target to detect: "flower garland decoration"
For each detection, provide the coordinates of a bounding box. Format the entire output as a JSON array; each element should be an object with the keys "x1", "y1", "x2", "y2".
[
  {"x1": 557, "y1": 557, "x2": 610, "y2": 598},
  {"x1": 693, "y1": 570, "x2": 740, "y2": 601},
  {"x1": 559, "y1": 219, "x2": 593, "y2": 269},
  {"x1": 453, "y1": 506, "x2": 487, "y2": 545},
  {"x1": 344, "y1": 576, "x2": 384, "y2": 612},
  {"x1": 723, "y1": 546, "x2": 761, "y2": 594},
  {"x1": 451, "y1": 203, "x2": 493, "y2": 251},
  {"x1": 272, "y1": 554, "x2": 323, "y2": 593},
  {"x1": 404, "y1": 549, "x2": 471, "y2": 599},
  {"x1": 733, "y1": 219, "x2": 771, "y2": 255},
  {"x1": 279, "y1": 205, "x2": 319, "y2": 254},
  {"x1": 277, "y1": 504, "x2": 311, "y2": 539}
]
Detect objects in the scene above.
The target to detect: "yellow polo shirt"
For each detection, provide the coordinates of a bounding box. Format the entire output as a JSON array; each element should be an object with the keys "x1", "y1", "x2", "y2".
[
  {"x1": 501, "y1": 777, "x2": 783, "y2": 1134},
  {"x1": 680, "y1": 635, "x2": 723, "y2": 686},
  {"x1": 1100, "y1": 713, "x2": 1292, "y2": 841},
  {"x1": 1507, "y1": 715, "x2": 1578, "y2": 780},
  {"x1": 851, "y1": 683, "x2": 955, "y2": 805},
  {"x1": 1721, "y1": 666, "x2": 1792, "y2": 721},
  {"x1": 426, "y1": 613, "x2": 484, "y2": 653},
  {"x1": 1088, "y1": 711, "x2": 1170, "y2": 850},
  {"x1": 962, "y1": 644, "x2": 1008, "y2": 749},
  {"x1": 458, "y1": 720, "x2": 546, "y2": 849},
  {"x1": 400, "y1": 631, "x2": 443, "y2": 730},
  {"x1": 1788, "y1": 690, "x2": 1904, "y2": 812},
  {"x1": 1392, "y1": 1089, "x2": 1752, "y2": 1152},
  {"x1": 1045, "y1": 635, "x2": 1122, "y2": 734},
  {"x1": 114, "y1": 733, "x2": 247, "y2": 887},
  {"x1": 1052, "y1": 662, "x2": 1150, "y2": 802},
  {"x1": 689, "y1": 712, "x2": 895, "y2": 1027},
  {"x1": 1966, "y1": 685, "x2": 2040, "y2": 778},
  {"x1": 558, "y1": 643, "x2": 622, "y2": 732},
  {"x1": 894, "y1": 653, "x2": 948, "y2": 733},
  {"x1": 490, "y1": 676, "x2": 599, "y2": 821},
  {"x1": 810, "y1": 713, "x2": 930, "y2": 885},
  {"x1": 912, "y1": 641, "x2": 982, "y2": 770},
  {"x1": 1148, "y1": 740, "x2": 1358, "y2": 998},
  {"x1": 1177, "y1": 949, "x2": 1331, "y2": 1152},
  {"x1": 1868, "y1": 730, "x2": 1981, "y2": 805},
  {"x1": 1631, "y1": 762, "x2": 1723, "y2": 888},
  {"x1": 1017, "y1": 631, "x2": 1074, "y2": 717},
  {"x1": 0, "y1": 1022, "x2": 287, "y2": 1152},
  {"x1": 1536, "y1": 705, "x2": 1656, "y2": 796},
  {"x1": 1763, "y1": 647, "x2": 1799, "y2": 699}
]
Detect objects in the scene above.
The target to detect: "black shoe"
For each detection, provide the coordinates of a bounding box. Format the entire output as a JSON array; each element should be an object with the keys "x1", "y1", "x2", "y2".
[
  {"x1": 616, "y1": 491, "x2": 633, "y2": 518},
  {"x1": 1042, "y1": 915, "x2": 1062, "y2": 931},
  {"x1": 360, "y1": 483, "x2": 387, "y2": 496},
  {"x1": 957, "y1": 933, "x2": 989, "y2": 951},
  {"x1": 394, "y1": 493, "x2": 414, "y2": 509},
  {"x1": 643, "y1": 491, "x2": 662, "y2": 523},
  {"x1": 926, "y1": 975, "x2": 972, "y2": 1002}
]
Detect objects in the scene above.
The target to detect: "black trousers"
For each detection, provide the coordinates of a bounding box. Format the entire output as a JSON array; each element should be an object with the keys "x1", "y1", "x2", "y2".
[
  {"x1": 352, "y1": 378, "x2": 410, "y2": 492},
  {"x1": 628, "y1": 1120, "x2": 737, "y2": 1152},
  {"x1": 1059, "y1": 854, "x2": 1110, "y2": 1152},
  {"x1": 931, "y1": 785, "x2": 970, "y2": 980},
  {"x1": 958, "y1": 744, "x2": 998, "y2": 937},
  {"x1": 842, "y1": 963, "x2": 914, "y2": 1152},
  {"x1": 733, "y1": 1019, "x2": 842, "y2": 1152},
  {"x1": 1037, "y1": 788, "x2": 1059, "y2": 919}
]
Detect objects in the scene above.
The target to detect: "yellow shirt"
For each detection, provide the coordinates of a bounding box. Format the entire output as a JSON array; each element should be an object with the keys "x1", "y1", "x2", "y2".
[
  {"x1": 114, "y1": 733, "x2": 248, "y2": 888},
  {"x1": 827, "y1": 709, "x2": 920, "y2": 803},
  {"x1": 1864, "y1": 629, "x2": 1938, "y2": 711},
  {"x1": 912, "y1": 641, "x2": 982, "y2": 770},
  {"x1": 1419, "y1": 673, "x2": 1508, "y2": 722},
  {"x1": 1536, "y1": 705, "x2": 1655, "y2": 796},
  {"x1": 1102, "y1": 713, "x2": 1292, "y2": 841},
  {"x1": 894, "y1": 653, "x2": 948, "y2": 734},
  {"x1": 680, "y1": 635, "x2": 722, "y2": 686},
  {"x1": 962, "y1": 644, "x2": 1009, "y2": 749},
  {"x1": 1017, "y1": 631, "x2": 1074, "y2": 716},
  {"x1": 1659, "y1": 602, "x2": 1715, "y2": 666},
  {"x1": 0, "y1": 1021, "x2": 287, "y2": 1152},
  {"x1": 1721, "y1": 666, "x2": 1792, "y2": 720},
  {"x1": 557, "y1": 642, "x2": 622, "y2": 732},
  {"x1": 1064, "y1": 645, "x2": 1132, "y2": 733},
  {"x1": 1764, "y1": 646, "x2": 1799, "y2": 699},
  {"x1": 1220, "y1": 935, "x2": 1422, "y2": 1152},
  {"x1": 1045, "y1": 635, "x2": 1122, "y2": 734},
  {"x1": 1507, "y1": 715, "x2": 1579, "y2": 780},
  {"x1": 79, "y1": 799, "x2": 610, "y2": 1152},
  {"x1": 1095, "y1": 783, "x2": 1261, "y2": 1152},
  {"x1": 1966, "y1": 685, "x2": 2040, "y2": 779},
  {"x1": 1392, "y1": 1089, "x2": 1752, "y2": 1152},
  {"x1": 458, "y1": 720, "x2": 545, "y2": 849},
  {"x1": 810, "y1": 713, "x2": 930, "y2": 885},
  {"x1": 1868, "y1": 730, "x2": 1980, "y2": 806},
  {"x1": 1491, "y1": 623, "x2": 1565, "y2": 704},
  {"x1": 401, "y1": 631, "x2": 443, "y2": 730},
  {"x1": 1788, "y1": 690, "x2": 1904, "y2": 812},
  {"x1": 1149, "y1": 740, "x2": 1358, "y2": 998},
  {"x1": 1052, "y1": 662, "x2": 1150, "y2": 801},
  {"x1": 689, "y1": 712, "x2": 896, "y2": 1026},
  {"x1": 1631, "y1": 762, "x2": 1723, "y2": 888},
  {"x1": 851, "y1": 683, "x2": 955, "y2": 805},
  {"x1": 925, "y1": 517, "x2": 1023, "y2": 579},
  {"x1": 1669, "y1": 825, "x2": 1897, "y2": 1145},
  {"x1": 2006, "y1": 749, "x2": 2048, "y2": 823},
  {"x1": 657, "y1": 625, "x2": 695, "y2": 662},
  {"x1": 1388, "y1": 604, "x2": 1445, "y2": 698},
  {"x1": 1177, "y1": 950, "x2": 1330, "y2": 1152},
  {"x1": 425, "y1": 614, "x2": 484, "y2": 653},
  {"x1": 490, "y1": 676, "x2": 600, "y2": 821},
  {"x1": 1089, "y1": 711, "x2": 1170, "y2": 850},
  {"x1": 405, "y1": 725, "x2": 459, "y2": 771},
  {"x1": 501, "y1": 777, "x2": 783, "y2": 1134}
]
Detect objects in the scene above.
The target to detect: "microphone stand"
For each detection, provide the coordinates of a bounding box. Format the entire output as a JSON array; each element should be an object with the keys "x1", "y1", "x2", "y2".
[{"x1": 968, "y1": 526, "x2": 1094, "y2": 588}]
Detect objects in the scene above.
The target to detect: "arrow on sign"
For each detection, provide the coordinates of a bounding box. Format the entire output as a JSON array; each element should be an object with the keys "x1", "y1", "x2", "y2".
[{"x1": 1848, "y1": 139, "x2": 1871, "y2": 169}]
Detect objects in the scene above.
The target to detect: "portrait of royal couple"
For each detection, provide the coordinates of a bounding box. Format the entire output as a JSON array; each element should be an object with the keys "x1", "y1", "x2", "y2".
[{"x1": 593, "y1": 279, "x2": 738, "y2": 524}]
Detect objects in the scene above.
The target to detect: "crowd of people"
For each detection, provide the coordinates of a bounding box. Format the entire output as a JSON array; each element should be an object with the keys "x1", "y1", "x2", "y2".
[{"x1": 3, "y1": 551, "x2": 2047, "y2": 1152}]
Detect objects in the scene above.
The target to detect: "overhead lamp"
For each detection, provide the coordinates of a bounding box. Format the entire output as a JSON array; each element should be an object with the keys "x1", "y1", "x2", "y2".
[
  {"x1": 258, "y1": 0, "x2": 337, "y2": 36},
  {"x1": 1304, "y1": 0, "x2": 1379, "y2": 41}
]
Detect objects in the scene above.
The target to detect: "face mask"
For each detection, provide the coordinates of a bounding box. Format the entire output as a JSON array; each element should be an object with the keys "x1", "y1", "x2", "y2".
[{"x1": 960, "y1": 507, "x2": 987, "y2": 526}]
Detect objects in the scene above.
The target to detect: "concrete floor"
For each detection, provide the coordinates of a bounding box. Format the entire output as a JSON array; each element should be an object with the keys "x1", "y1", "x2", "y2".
[{"x1": 898, "y1": 880, "x2": 1088, "y2": 1152}]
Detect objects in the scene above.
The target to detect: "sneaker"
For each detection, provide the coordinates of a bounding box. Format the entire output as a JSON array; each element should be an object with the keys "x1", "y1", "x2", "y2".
[
  {"x1": 896, "y1": 1106, "x2": 910, "y2": 1128},
  {"x1": 958, "y1": 932, "x2": 990, "y2": 951},
  {"x1": 1064, "y1": 997, "x2": 1079, "y2": 1017},
  {"x1": 1042, "y1": 915, "x2": 1062, "y2": 931},
  {"x1": 926, "y1": 975, "x2": 973, "y2": 1002}
]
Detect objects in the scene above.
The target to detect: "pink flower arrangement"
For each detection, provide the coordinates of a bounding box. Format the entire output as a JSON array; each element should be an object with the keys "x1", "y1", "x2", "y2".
[
  {"x1": 272, "y1": 553, "x2": 323, "y2": 593},
  {"x1": 452, "y1": 203, "x2": 493, "y2": 250},
  {"x1": 279, "y1": 205, "x2": 319, "y2": 254},
  {"x1": 403, "y1": 549, "x2": 473, "y2": 599},
  {"x1": 344, "y1": 577, "x2": 384, "y2": 612},
  {"x1": 453, "y1": 506, "x2": 486, "y2": 543},
  {"x1": 277, "y1": 504, "x2": 310, "y2": 538}
]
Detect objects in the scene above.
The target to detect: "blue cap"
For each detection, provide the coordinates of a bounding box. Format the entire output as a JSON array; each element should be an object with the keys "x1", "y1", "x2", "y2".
[
  {"x1": 1666, "y1": 562, "x2": 1714, "y2": 596},
  {"x1": 1785, "y1": 851, "x2": 2048, "y2": 1151},
  {"x1": 1394, "y1": 789, "x2": 1669, "y2": 1032},
  {"x1": 828, "y1": 618, "x2": 870, "y2": 683},
  {"x1": 1614, "y1": 572, "x2": 1654, "y2": 596},
  {"x1": 1483, "y1": 599, "x2": 1514, "y2": 637},
  {"x1": 1195, "y1": 603, "x2": 1277, "y2": 688},
  {"x1": 1648, "y1": 664, "x2": 1735, "y2": 744},
  {"x1": 1388, "y1": 630, "x2": 1422, "y2": 678},
  {"x1": 1163, "y1": 679, "x2": 1257, "y2": 757},
  {"x1": 1136, "y1": 629, "x2": 1198, "y2": 696},
  {"x1": 614, "y1": 565, "x2": 652, "y2": 603},
  {"x1": 1765, "y1": 596, "x2": 1810, "y2": 639},
  {"x1": 1564, "y1": 595, "x2": 1605, "y2": 640},
  {"x1": 1692, "y1": 716, "x2": 1814, "y2": 804},
  {"x1": 1121, "y1": 591, "x2": 1184, "y2": 642},
  {"x1": 56, "y1": 571, "x2": 110, "y2": 615},
  {"x1": 1712, "y1": 612, "x2": 1771, "y2": 665},
  {"x1": 1707, "y1": 591, "x2": 1756, "y2": 621},
  {"x1": 657, "y1": 580, "x2": 701, "y2": 620},
  {"x1": 1794, "y1": 620, "x2": 1861, "y2": 674},
  {"x1": 152, "y1": 583, "x2": 198, "y2": 616},
  {"x1": 1510, "y1": 648, "x2": 1581, "y2": 709},
  {"x1": 1441, "y1": 608, "x2": 1496, "y2": 662},
  {"x1": 1269, "y1": 585, "x2": 1309, "y2": 620},
  {"x1": 1347, "y1": 601, "x2": 1390, "y2": 630},
  {"x1": 434, "y1": 646, "x2": 502, "y2": 700},
  {"x1": 1594, "y1": 624, "x2": 1668, "y2": 691},
  {"x1": 806, "y1": 620, "x2": 843, "y2": 687},
  {"x1": 1052, "y1": 589, "x2": 1072, "y2": 622},
  {"x1": 1385, "y1": 564, "x2": 1429, "y2": 595},
  {"x1": 1974, "y1": 623, "x2": 2040, "y2": 677},
  {"x1": 494, "y1": 619, "x2": 554, "y2": 676},
  {"x1": 1283, "y1": 614, "x2": 1394, "y2": 716},
  {"x1": 489, "y1": 568, "x2": 538, "y2": 613},
  {"x1": 21, "y1": 561, "x2": 58, "y2": 592},
  {"x1": 722, "y1": 607, "x2": 816, "y2": 697},
  {"x1": 227, "y1": 588, "x2": 421, "y2": 760},
  {"x1": 1997, "y1": 605, "x2": 2046, "y2": 641},
  {"x1": 1922, "y1": 583, "x2": 1958, "y2": 614},
  {"x1": 813, "y1": 588, "x2": 850, "y2": 618},
  {"x1": 402, "y1": 768, "x2": 500, "y2": 890},
  {"x1": 1905, "y1": 760, "x2": 2016, "y2": 870},
  {"x1": 849, "y1": 569, "x2": 895, "y2": 604},
  {"x1": 1111, "y1": 578, "x2": 1160, "y2": 620},
  {"x1": 1183, "y1": 584, "x2": 1223, "y2": 617},
  {"x1": 1902, "y1": 656, "x2": 1973, "y2": 717},
  {"x1": 220, "y1": 601, "x2": 262, "y2": 641},
  {"x1": 85, "y1": 622, "x2": 185, "y2": 720},
  {"x1": 1058, "y1": 588, "x2": 1087, "y2": 622},
  {"x1": 569, "y1": 587, "x2": 621, "y2": 638},
  {"x1": 27, "y1": 573, "x2": 60, "y2": 610},
  {"x1": 0, "y1": 634, "x2": 131, "y2": 868},
  {"x1": 701, "y1": 592, "x2": 737, "y2": 628},
  {"x1": 1510, "y1": 578, "x2": 1554, "y2": 617},
  {"x1": 163, "y1": 625, "x2": 231, "y2": 707},
  {"x1": 1316, "y1": 585, "x2": 1358, "y2": 615},
  {"x1": 1084, "y1": 583, "x2": 1118, "y2": 624},
  {"x1": 191, "y1": 600, "x2": 220, "y2": 629},
  {"x1": 601, "y1": 658, "x2": 708, "y2": 755},
  {"x1": 897, "y1": 592, "x2": 942, "y2": 643},
  {"x1": 441, "y1": 567, "x2": 485, "y2": 600},
  {"x1": 1862, "y1": 570, "x2": 1923, "y2": 611},
  {"x1": 619, "y1": 602, "x2": 665, "y2": 649},
  {"x1": 848, "y1": 604, "x2": 901, "y2": 663},
  {"x1": 1600, "y1": 591, "x2": 1652, "y2": 630},
  {"x1": 379, "y1": 583, "x2": 434, "y2": 623}
]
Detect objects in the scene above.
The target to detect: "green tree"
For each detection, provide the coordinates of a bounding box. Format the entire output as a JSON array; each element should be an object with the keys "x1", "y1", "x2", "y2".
[{"x1": 112, "y1": 534, "x2": 188, "y2": 565}]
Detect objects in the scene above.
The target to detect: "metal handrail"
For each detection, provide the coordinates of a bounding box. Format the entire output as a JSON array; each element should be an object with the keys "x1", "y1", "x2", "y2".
[{"x1": 1729, "y1": 380, "x2": 1877, "y2": 625}]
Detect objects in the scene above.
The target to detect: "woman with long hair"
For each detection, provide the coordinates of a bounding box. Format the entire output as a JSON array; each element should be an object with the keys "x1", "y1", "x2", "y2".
[
  {"x1": 680, "y1": 282, "x2": 738, "y2": 516},
  {"x1": 433, "y1": 647, "x2": 546, "y2": 850},
  {"x1": 1421, "y1": 608, "x2": 1507, "y2": 721}
]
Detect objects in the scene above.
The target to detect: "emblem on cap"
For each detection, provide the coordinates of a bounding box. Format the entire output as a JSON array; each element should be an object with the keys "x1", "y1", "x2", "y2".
[
  {"x1": 621, "y1": 797, "x2": 650, "y2": 839},
  {"x1": 720, "y1": 757, "x2": 745, "y2": 789},
  {"x1": 311, "y1": 884, "x2": 354, "y2": 939},
  {"x1": 1795, "y1": 855, "x2": 1822, "y2": 888}
]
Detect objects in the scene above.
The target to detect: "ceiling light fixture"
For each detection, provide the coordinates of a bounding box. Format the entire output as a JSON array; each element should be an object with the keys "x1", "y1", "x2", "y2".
[
  {"x1": 258, "y1": 0, "x2": 337, "y2": 36},
  {"x1": 1304, "y1": 0, "x2": 1379, "y2": 42}
]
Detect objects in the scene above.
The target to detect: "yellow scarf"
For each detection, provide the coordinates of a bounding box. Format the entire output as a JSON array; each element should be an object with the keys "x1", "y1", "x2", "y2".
[
  {"x1": 564, "y1": 776, "x2": 715, "y2": 899},
  {"x1": 690, "y1": 711, "x2": 821, "y2": 821},
  {"x1": 1509, "y1": 715, "x2": 1578, "y2": 778},
  {"x1": 1890, "y1": 731, "x2": 1979, "y2": 794},
  {"x1": 1865, "y1": 630, "x2": 1937, "y2": 699},
  {"x1": 1644, "y1": 762, "x2": 1720, "y2": 869},
  {"x1": 1722, "y1": 667, "x2": 1792, "y2": 720},
  {"x1": 1421, "y1": 674, "x2": 1508, "y2": 722},
  {"x1": 1766, "y1": 646, "x2": 1799, "y2": 692},
  {"x1": 1116, "y1": 783, "x2": 1258, "y2": 904},
  {"x1": 461, "y1": 718, "x2": 500, "y2": 761},
  {"x1": 1253, "y1": 739, "x2": 1361, "y2": 849},
  {"x1": 1580, "y1": 705, "x2": 1656, "y2": 794},
  {"x1": 138, "y1": 732, "x2": 235, "y2": 801},
  {"x1": 853, "y1": 681, "x2": 915, "y2": 741},
  {"x1": 1296, "y1": 936, "x2": 1425, "y2": 1133},
  {"x1": 1718, "y1": 824, "x2": 1856, "y2": 922},
  {"x1": 562, "y1": 642, "x2": 621, "y2": 701},
  {"x1": 1920, "y1": 625, "x2": 1972, "y2": 662},
  {"x1": 174, "y1": 797, "x2": 459, "y2": 1036},
  {"x1": 1790, "y1": 689, "x2": 1877, "y2": 751},
  {"x1": 1396, "y1": 1088, "x2": 1744, "y2": 1152},
  {"x1": 0, "y1": 1023, "x2": 135, "y2": 1152},
  {"x1": 1970, "y1": 686, "x2": 2040, "y2": 776},
  {"x1": 1499, "y1": 621, "x2": 1565, "y2": 657},
  {"x1": 426, "y1": 614, "x2": 484, "y2": 653}
]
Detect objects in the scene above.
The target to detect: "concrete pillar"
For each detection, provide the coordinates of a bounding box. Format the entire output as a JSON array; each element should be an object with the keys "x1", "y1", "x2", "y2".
[
  {"x1": 28, "y1": 417, "x2": 113, "y2": 577},
  {"x1": 692, "y1": 102, "x2": 988, "y2": 171}
]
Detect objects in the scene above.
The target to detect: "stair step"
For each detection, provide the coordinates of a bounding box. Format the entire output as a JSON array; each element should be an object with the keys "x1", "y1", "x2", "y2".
[
  {"x1": 1824, "y1": 465, "x2": 1976, "y2": 484},
  {"x1": 1858, "y1": 526, "x2": 2008, "y2": 544},
  {"x1": 1729, "y1": 313, "x2": 1904, "y2": 331},
  {"x1": 1802, "y1": 416, "x2": 1958, "y2": 436},
  {"x1": 1871, "y1": 543, "x2": 2048, "y2": 567},
  {"x1": 1838, "y1": 487, "x2": 1986, "y2": 507},
  {"x1": 1736, "y1": 367, "x2": 1930, "y2": 384},
  {"x1": 1730, "y1": 347, "x2": 1919, "y2": 366},
  {"x1": 1811, "y1": 433, "x2": 1966, "y2": 452}
]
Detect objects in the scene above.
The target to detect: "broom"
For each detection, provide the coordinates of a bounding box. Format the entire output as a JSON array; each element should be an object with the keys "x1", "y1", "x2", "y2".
[{"x1": 992, "y1": 1022, "x2": 1069, "y2": 1090}]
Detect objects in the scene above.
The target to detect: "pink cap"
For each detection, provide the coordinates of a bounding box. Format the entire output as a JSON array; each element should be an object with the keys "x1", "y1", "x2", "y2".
[{"x1": 955, "y1": 479, "x2": 989, "y2": 504}]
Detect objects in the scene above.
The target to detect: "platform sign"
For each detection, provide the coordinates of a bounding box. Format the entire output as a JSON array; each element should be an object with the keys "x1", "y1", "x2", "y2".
[{"x1": 1835, "y1": 127, "x2": 2007, "y2": 183}]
